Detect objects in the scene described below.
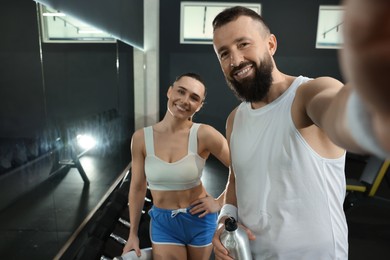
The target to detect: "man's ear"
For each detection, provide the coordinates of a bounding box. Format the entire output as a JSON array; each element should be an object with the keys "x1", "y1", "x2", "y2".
[{"x1": 268, "y1": 34, "x2": 277, "y2": 56}]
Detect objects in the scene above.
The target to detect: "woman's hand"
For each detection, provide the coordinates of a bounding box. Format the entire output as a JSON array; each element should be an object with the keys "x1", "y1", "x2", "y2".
[
  {"x1": 189, "y1": 196, "x2": 222, "y2": 218},
  {"x1": 122, "y1": 234, "x2": 141, "y2": 256}
]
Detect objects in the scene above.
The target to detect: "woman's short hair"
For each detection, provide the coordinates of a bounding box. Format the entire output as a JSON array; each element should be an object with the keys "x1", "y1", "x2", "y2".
[{"x1": 174, "y1": 72, "x2": 207, "y2": 101}]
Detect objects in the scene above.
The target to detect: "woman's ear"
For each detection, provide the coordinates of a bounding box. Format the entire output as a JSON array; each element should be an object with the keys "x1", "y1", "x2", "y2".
[
  {"x1": 195, "y1": 102, "x2": 204, "y2": 112},
  {"x1": 167, "y1": 86, "x2": 173, "y2": 99}
]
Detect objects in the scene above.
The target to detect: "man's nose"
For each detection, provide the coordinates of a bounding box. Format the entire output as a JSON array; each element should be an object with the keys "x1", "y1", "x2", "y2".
[{"x1": 230, "y1": 52, "x2": 243, "y2": 67}]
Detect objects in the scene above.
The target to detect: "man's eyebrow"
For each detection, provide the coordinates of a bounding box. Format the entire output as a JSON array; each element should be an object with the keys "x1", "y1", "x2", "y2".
[
  {"x1": 217, "y1": 45, "x2": 227, "y2": 54},
  {"x1": 217, "y1": 37, "x2": 251, "y2": 54},
  {"x1": 234, "y1": 37, "x2": 251, "y2": 45}
]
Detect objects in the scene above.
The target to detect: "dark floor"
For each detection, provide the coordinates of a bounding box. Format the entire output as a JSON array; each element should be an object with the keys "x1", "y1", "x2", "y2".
[
  {"x1": 0, "y1": 143, "x2": 130, "y2": 260},
  {"x1": 0, "y1": 151, "x2": 390, "y2": 259}
]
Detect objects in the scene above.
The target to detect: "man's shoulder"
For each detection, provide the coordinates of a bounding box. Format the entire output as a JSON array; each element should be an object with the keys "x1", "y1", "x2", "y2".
[
  {"x1": 300, "y1": 76, "x2": 341, "y2": 88},
  {"x1": 226, "y1": 106, "x2": 240, "y2": 131},
  {"x1": 228, "y1": 106, "x2": 240, "y2": 120}
]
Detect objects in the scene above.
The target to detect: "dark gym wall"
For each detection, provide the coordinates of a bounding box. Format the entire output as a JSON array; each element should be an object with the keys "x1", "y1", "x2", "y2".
[
  {"x1": 0, "y1": 0, "x2": 44, "y2": 138},
  {"x1": 160, "y1": 0, "x2": 342, "y2": 135}
]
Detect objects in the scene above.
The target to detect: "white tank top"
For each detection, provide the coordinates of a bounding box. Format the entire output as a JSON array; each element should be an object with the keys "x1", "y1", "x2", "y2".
[
  {"x1": 230, "y1": 76, "x2": 348, "y2": 259},
  {"x1": 144, "y1": 123, "x2": 205, "y2": 191}
]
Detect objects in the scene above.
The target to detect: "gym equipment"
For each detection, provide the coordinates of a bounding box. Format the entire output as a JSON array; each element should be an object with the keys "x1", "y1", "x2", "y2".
[
  {"x1": 88, "y1": 201, "x2": 124, "y2": 239},
  {"x1": 60, "y1": 167, "x2": 154, "y2": 259},
  {"x1": 344, "y1": 155, "x2": 390, "y2": 213},
  {"x1": 110, "y1": 232, "x2": 127, "y2": 245},
  {"x1": 102, "y1": 236, "x2": 125, "y2": 258},
  {"x1": 118, "y1": 217, "x2": 130, "y2": 228},
  {"x1": 74, "y1": 236, "x2": 105, "y2": 260}
]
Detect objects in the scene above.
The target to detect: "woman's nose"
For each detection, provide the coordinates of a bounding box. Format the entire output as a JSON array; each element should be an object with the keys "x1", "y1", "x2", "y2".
[{"x1": 180, "y1": 94, "x2": 190, "y2": 104}]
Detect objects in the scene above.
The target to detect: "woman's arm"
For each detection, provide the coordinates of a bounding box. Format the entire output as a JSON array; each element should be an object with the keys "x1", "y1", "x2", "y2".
[
  {"x1": 122, "y1": 130, "x2": 148, "y2": 256},
  {"x1": 193, "y1": 117, "x2": 237, "y2": 211},
  {"x1": 199, "y1": 124, "x2": 230, "y2": 168},
  {"x1": 189, "y1": 124, "x2": 230, "y2": 216}
]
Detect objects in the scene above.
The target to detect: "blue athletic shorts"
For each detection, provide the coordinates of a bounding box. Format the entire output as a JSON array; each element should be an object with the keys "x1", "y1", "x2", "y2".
[{"x1": 148, "y1": 205, "x2": 217, "y2": 247}]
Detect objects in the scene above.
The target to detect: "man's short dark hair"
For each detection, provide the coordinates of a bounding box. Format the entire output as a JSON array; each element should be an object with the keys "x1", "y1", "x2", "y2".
[{"x1": 212, "y1": 6, "x2": 270, "y2": 33}]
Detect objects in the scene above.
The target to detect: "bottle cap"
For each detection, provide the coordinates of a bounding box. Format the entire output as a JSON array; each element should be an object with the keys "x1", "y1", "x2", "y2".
[{"x1": 224, "y1": 216, "x2": 238, "y2": 231}]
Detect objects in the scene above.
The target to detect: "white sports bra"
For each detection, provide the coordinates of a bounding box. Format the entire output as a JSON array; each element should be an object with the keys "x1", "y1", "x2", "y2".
[{"x1": 143, "y1": 123, "x2": 206, "y2": 191}]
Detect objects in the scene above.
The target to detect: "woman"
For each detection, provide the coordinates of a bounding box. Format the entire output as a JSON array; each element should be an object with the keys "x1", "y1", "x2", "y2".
[{"x1": 122, "y1": 72, "x2": 230, "y2": 260}]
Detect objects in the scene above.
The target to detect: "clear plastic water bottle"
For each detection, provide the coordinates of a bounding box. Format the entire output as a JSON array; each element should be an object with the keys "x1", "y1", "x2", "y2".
[{"x1": 220, "y1": 217, "x2": 253, "y2": 260}]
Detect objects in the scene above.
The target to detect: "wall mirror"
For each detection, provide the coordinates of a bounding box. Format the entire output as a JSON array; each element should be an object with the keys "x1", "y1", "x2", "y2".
[
  {"x1": 180, "y1": 2, "x2": 261, "y2": 44},
  {"x1": 39, "y1": 4, "x2": 116, "y2": 43},
  {"x1": 315, "y1": 5, "x2": 344, "y2": 49},
  {"x1": 0, "y1": 0, "x2": 134, "y2": 217}
]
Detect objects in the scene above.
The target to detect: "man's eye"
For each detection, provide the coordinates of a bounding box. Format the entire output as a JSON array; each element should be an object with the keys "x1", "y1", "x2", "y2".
[
  {"x1": 238, "y1": 42, "x2": 248, "y2": 48},
  {"x1": 220, "y1": 52, "x2": 228, "y2": 60}
]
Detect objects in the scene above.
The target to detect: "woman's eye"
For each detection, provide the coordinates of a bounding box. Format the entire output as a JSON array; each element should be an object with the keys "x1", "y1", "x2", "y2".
[{"x1": 191, "y1": 96, "x2": 200, "y2": 102}]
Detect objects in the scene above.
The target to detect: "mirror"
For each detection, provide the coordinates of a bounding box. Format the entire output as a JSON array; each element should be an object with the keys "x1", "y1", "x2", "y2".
[
  {"x1": 39, "y1": 4, "x2": 116, "y2": 43},
  {"x1": 180, "y1": 2, "x2": 261, "y2": 44},
  {"x1": 0, "y1": 1, "x2": 140, "y2": 257},
  {"x1": 0, "y1": 0, "x2": 135, "y2": 207}
]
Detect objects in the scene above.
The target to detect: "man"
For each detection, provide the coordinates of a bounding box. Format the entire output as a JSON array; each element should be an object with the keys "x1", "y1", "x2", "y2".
[{"x1": 211, "y1": 1, "x2": 390, "y2": 259}]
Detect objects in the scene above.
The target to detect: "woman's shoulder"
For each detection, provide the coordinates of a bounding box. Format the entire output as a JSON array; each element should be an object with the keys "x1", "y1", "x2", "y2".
[
  {"x1": 196, "y1": 123, "x2": 223, "y2": 141},
  {"x1": 131, "y1": 127, "x2": 148, "y2": 144},
  {"x1": 195, "y1": 123, "x2": 215, "y2": 133},
  {"x1": 132, "y1": 123, "x2": 157, "y2": 137},
  {"x1": 131, "y1": 128, "x2": 148, "y2": 155}
]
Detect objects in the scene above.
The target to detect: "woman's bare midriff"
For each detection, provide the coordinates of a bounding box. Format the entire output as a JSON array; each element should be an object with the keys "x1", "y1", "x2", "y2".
[{"x1": 150, "y1": 183, "x2": 207, "y2": 209}]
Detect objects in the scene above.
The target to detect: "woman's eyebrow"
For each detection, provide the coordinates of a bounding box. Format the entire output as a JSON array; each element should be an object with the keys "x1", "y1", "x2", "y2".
[{"x1": 177, "y1": 86, "x2": 201, "y2": 99}]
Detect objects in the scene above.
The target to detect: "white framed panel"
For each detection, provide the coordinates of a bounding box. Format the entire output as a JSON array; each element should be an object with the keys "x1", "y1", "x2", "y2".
[
  {"x1": 38, "y1": 4, "x2": 116, "y2": 43},
  {"x1": 315, "y1": 5, "x2": 344, "y2": 49},
  {"x1": 180, "y1": 2, "x2": 261, "y2": 44}
]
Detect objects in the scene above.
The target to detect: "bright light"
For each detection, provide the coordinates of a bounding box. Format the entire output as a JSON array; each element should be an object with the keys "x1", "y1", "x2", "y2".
[{"x1": 76, "y1": 134, "x2": 96, "y2": 150}]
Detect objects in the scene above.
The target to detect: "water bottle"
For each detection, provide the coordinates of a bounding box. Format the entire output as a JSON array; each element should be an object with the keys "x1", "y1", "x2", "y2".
[
  {"x1": 220, "y1": 217, "x2": 253, "y2": 260},
  {"x1": 113, "y1": 247, "x2": 153, "y2": 260}
]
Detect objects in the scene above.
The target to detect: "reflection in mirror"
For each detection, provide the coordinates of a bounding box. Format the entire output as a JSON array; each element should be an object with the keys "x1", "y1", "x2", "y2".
[
  {"x1": 0, "y1": 1, "x2": 135, "y2": 258},
  {"x1": 38, "y1": 3, "x2": 116, "y2": 43}
]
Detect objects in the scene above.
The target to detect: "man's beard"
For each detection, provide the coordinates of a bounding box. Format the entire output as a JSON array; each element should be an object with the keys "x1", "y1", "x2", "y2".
[{"x1": 226, "y1": 54, "x2": 274, "y2": 102}]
